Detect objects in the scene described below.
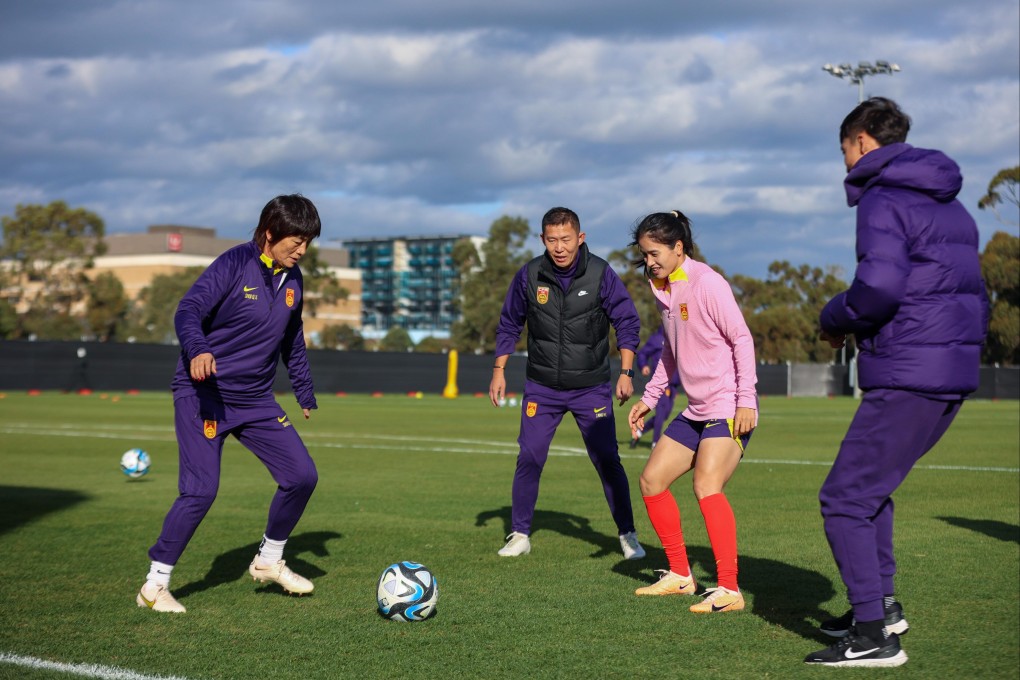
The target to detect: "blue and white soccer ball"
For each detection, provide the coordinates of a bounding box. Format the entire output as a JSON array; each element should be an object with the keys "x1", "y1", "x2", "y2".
[
  {"x1": 376, "y1": 561, "x2": 439, "y2": 622},
  {"x1": 120, "y1": 448, "x2": 151, "y2": 479}
]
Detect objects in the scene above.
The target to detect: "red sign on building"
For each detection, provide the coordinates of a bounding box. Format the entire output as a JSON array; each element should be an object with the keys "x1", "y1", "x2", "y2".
[{"x1": 167, "y1": 233, "x2": 183, "y2": 252}]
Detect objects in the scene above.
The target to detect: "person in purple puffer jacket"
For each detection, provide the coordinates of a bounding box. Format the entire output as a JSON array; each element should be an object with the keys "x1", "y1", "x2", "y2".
[{"x1": 805, "y1": 98, "x2": 988, "y2": 668}]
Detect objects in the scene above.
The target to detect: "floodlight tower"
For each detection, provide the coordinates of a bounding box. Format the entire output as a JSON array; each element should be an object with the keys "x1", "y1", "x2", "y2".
[{"x1": 822, "y1": 61, "x2": 901, "y2": 102}]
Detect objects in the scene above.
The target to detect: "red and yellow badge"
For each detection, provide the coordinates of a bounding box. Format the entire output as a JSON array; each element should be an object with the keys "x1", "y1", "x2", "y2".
[
  {"x1": 285, "y1": 287, "x2": 295, "y2": 308},
  {"x1": 536, "y1": 286, "x2": 550, "y2": 305},
  {"x1": 203, "y1": 420, "x2": 217, "y2": 439},
  {"x1": 526, "y1": 401, "x2": 538, "y2": 417},
  {"x1": 680, "y1": 303, "x2": 689, "y2": 321}
]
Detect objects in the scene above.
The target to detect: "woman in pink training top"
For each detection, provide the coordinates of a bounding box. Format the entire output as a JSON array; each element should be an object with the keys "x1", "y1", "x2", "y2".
[{"x1": 627, "y1": 210, "x2": 758, "y2": 614}]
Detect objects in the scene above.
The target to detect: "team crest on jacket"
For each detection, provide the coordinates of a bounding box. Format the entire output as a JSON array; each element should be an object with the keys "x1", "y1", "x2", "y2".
[
  {"x1": 536, "y1": 286, "x2": 550, "y2": 305},
  {"x1": 285, "y1": 287, "x2": 295, "y2": 308},
  {"x1": 203, "y1": 420, "x2": 217, "y2": 439},
  {"x1": 680, "y1": 303, "x2": 689, "y2": 321},
  {"x1": 526, "y1": 401, "x2": 538, "y2": 417}
]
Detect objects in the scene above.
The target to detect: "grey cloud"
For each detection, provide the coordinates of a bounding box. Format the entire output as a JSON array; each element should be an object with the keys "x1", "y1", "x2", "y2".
[{"x1": 1, "y1": 0, "x2": 1010, "y2": 59}]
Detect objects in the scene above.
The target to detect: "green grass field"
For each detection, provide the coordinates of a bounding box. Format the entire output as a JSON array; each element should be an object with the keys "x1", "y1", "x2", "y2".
[{"x1": 0, "y1": 391, "x2": 1017, "y2": 680}]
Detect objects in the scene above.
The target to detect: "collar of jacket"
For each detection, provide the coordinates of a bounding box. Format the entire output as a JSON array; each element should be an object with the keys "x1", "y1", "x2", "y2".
[
  {"x1": 652, "y1": 256, "x2": 691, "y2": 290},
  {"x1": 844, "y1": 142, "x2": 912, "y2": 206},
  {"x1": 539, "y1": 242, "x2": 590, "y2": 279}
]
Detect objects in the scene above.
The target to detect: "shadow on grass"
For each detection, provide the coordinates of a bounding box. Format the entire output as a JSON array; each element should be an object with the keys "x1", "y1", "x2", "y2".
[
  {"x1": 612, "y1": 543, "x2": 836, "y2": 641},
  {"x1": 938, "y1": 516, "x2": 1020, "y2": 544},
  {"x1": 0, "y1": 485, "x2": 90, "y2": 536},
  {"x1": 174, "y1": 530, "x2": 342, "y2": 601},
  {"x1": 475, "y1": 506, "x2": 623, "y2": 558},
  {"x1": 476, "y1": 505, "x2": 835, "y2": 641}
]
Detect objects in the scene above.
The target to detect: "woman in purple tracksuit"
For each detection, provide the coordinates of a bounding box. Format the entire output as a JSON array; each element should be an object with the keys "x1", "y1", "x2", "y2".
[
  {"x1": 137, "y1": 195, "x2": 323, "y2": 613},
  {"x1": 805, "y1": 98, "x2": 988, "y2": 667}
]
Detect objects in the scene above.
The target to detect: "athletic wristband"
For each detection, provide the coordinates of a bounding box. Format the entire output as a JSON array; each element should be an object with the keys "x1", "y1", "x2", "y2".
[{"x1": 620, "y1": 368, "x2": 634, "y2": 378}]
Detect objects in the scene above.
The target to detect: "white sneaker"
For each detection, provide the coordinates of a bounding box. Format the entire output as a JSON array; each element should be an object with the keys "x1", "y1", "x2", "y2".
[
  {"x1": 619, "y1": 531, "x2": 646, "y2": 560},
  {"x1": 248, "y1": 557, "x2": 314, "y2": 594},
  {"x1": 498, "y1": 532, "x2": 531, "y2": 557},
  {"x1": 136, "y1": 583, "x2": 186, "y2": 613}
]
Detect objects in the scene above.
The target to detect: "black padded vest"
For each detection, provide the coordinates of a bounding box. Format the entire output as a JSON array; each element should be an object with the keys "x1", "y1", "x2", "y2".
[{"x1": 525, "y1": 244, "x2": 611, "y2": 390}]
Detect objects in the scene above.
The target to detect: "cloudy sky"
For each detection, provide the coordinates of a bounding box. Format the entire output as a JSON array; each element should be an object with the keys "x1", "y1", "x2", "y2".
[{"x1": 1, "y1": 0, "x2": 1017, "y2": 279}]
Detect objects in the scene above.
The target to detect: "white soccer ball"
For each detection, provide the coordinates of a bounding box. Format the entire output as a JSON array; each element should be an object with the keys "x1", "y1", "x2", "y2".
[
  {"x1": 120, "y1": 448, "x2": 151, "y2": 479},
  {"x1": 376, "y1": 561, "x2": 439, "y2": 622}
]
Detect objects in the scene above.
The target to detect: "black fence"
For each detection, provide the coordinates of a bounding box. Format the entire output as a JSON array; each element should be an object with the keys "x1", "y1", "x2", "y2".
[{"x1": 0, "y1": 340, "x2": 1017, "y2": 400}]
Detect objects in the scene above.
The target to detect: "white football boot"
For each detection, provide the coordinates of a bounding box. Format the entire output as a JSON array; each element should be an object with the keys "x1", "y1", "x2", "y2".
[
  {"x1": 248, "y1": 557, "x2": 314, "y2": 595},
  {"x1": 136, "y1": 583, "x2": 186, "y2": 613},
  {"x1": 498, "y1": 532, "x2": 531, "y2": 557},
  {"x1": 619, "y1": 531, "x2": 646, "y2": 560}
]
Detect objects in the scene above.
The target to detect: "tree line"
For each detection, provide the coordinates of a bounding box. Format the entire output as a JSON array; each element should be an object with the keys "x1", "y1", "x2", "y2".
[{"x1": 2, "y1": 169, "x2": 1018, "y2": 365}]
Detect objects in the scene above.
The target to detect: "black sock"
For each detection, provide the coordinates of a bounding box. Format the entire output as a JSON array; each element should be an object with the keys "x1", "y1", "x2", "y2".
[{"x1": 855, "y1": 619, "x2": 886, "y2": 644}]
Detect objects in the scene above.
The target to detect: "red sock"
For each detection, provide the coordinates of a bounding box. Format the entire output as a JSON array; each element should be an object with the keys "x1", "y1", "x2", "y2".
[
  {"x1": 642, "y1": 490, "x2": 690, "y2": 577},
  {"x1": 699, "y1": 492, "x2": 738, "y2": 591}
]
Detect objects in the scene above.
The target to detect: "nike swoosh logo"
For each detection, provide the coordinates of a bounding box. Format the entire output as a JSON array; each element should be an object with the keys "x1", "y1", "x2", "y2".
[
  {"x1": 277, "y1": 416, "x2": 288, "y2": 423},
  {"x1": 594, "y1": 406, "x2": 607, "y2": 413},
  {"x1": 139, "y1": 593, "x2": 156, "y2": 609},
  {"x1": 711, "y1": 602, "x2": 735, "y2": 612},
  {"x1": 705, "y1": 422, "x2": 721, "y2": 428},
  {"x1": 244, "y1": 286, "x2": 258, "y2": 292},
  {"x1": 577, "y1": 290, "x2": 588, "y2": 296},
  {"x1": 844, "y1": 648, "x2": 878, "y2": 659}
]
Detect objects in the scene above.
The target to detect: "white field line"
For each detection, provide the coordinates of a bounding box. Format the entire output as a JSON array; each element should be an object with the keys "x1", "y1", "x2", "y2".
[
  {"x1": 0, "y1": 652, "x2": 193, "y2": 680},
  {"x1": 2, "y1": 426, "x2": 1016, "y2": 473}
]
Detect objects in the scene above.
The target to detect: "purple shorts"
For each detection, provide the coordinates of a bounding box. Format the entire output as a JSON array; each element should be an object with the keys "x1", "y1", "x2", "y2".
[{"x1": 663, "y1": 413, "x2": 752, "y2": 454}]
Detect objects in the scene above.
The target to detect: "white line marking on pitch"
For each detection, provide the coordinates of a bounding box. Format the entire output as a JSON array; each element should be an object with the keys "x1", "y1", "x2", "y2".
[
  {"x1": 0, "y1": 652, "x2": 194, "y2": 680},
  {"x1": 2, "y1": 428, "x2": 1015, "y2": 474},
  {"x1": 305, "y1": 440, "x2": 1019, "y2": 473}
]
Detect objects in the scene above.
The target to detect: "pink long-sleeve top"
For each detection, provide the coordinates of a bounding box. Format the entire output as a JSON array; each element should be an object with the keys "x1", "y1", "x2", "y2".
[{"x1": 641, "y1": 256, "x2": 758, "y2": 422}]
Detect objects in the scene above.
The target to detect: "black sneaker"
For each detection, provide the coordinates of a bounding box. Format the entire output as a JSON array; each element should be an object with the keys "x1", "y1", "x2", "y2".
[
  {"x1": 820, "y1": 600, "x2": 909, "y2": 638},
  {"x1": 628, "y1": 438, "x2": 639, "y2": 449},
  {"x1": 804, "y1": 632, "x2": 908, "y2": 667}
]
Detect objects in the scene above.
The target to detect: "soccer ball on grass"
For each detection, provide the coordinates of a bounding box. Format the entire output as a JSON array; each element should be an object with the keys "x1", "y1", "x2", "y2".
[
  {"x1": 120, "y1": 448, "x2": 151, "y2": 478},
  {"x1": 376, "y1": 561, "x2": 439, "y2": 622}
]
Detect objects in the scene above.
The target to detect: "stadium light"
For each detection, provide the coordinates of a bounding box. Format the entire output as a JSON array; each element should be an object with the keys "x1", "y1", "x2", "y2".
[{"x1": 822, "y1": 60, "x2": 901, "y2": 102}]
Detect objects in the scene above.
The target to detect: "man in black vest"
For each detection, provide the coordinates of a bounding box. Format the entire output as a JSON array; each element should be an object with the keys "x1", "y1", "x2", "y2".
[{"x1": 489, "y1": 207, "x2": 645, "y2": 560}]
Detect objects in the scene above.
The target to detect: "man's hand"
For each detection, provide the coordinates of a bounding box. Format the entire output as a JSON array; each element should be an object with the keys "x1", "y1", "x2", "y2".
[
  {"x1": 819, "y1": 330, "x2": 846, "y2": 349},
  {"x1": 489, "y1": 370, "x2": 507, "y2": 408},
  {"x1": 615, "y1": 374, "x2": 634, "y2": 406}
]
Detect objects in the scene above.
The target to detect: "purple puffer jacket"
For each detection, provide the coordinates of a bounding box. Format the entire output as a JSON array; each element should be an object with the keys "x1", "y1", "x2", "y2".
[{"x1": 820, "y1": 143, "x2": 988, "y2": 395}]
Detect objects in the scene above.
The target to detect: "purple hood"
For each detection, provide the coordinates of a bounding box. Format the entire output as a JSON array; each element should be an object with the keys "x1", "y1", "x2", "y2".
[{"x1": 845, "y1": 143, "x2": 962, "y2": 207}]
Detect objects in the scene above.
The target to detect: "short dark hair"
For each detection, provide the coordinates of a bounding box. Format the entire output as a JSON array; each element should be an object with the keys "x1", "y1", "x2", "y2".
[
  {"x1": 629, "y1": 210, "x2": 695, "y2": 272},
  {"x1": 541, "y1": 206, "x2": 580, "y2": 234},
  {"x1": 253, "y1": 194, "x2": 321, "y2": 248},
  {"x1": 839, "y1": 96, "x2": 911, "y2": 146}
]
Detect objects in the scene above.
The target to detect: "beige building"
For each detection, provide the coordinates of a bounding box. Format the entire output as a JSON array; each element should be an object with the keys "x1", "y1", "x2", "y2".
[{"x1": 90, "y1": 225, "x2": 362, "y2": 343}]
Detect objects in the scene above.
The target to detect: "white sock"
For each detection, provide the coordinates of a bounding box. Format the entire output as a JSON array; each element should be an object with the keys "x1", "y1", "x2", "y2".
[
  {"x1": 145, "y1": 561, "x2": 174, "y2": 589},
  {"x1": 257, "y1": 535, "x2": 286, "y2": 566}
]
